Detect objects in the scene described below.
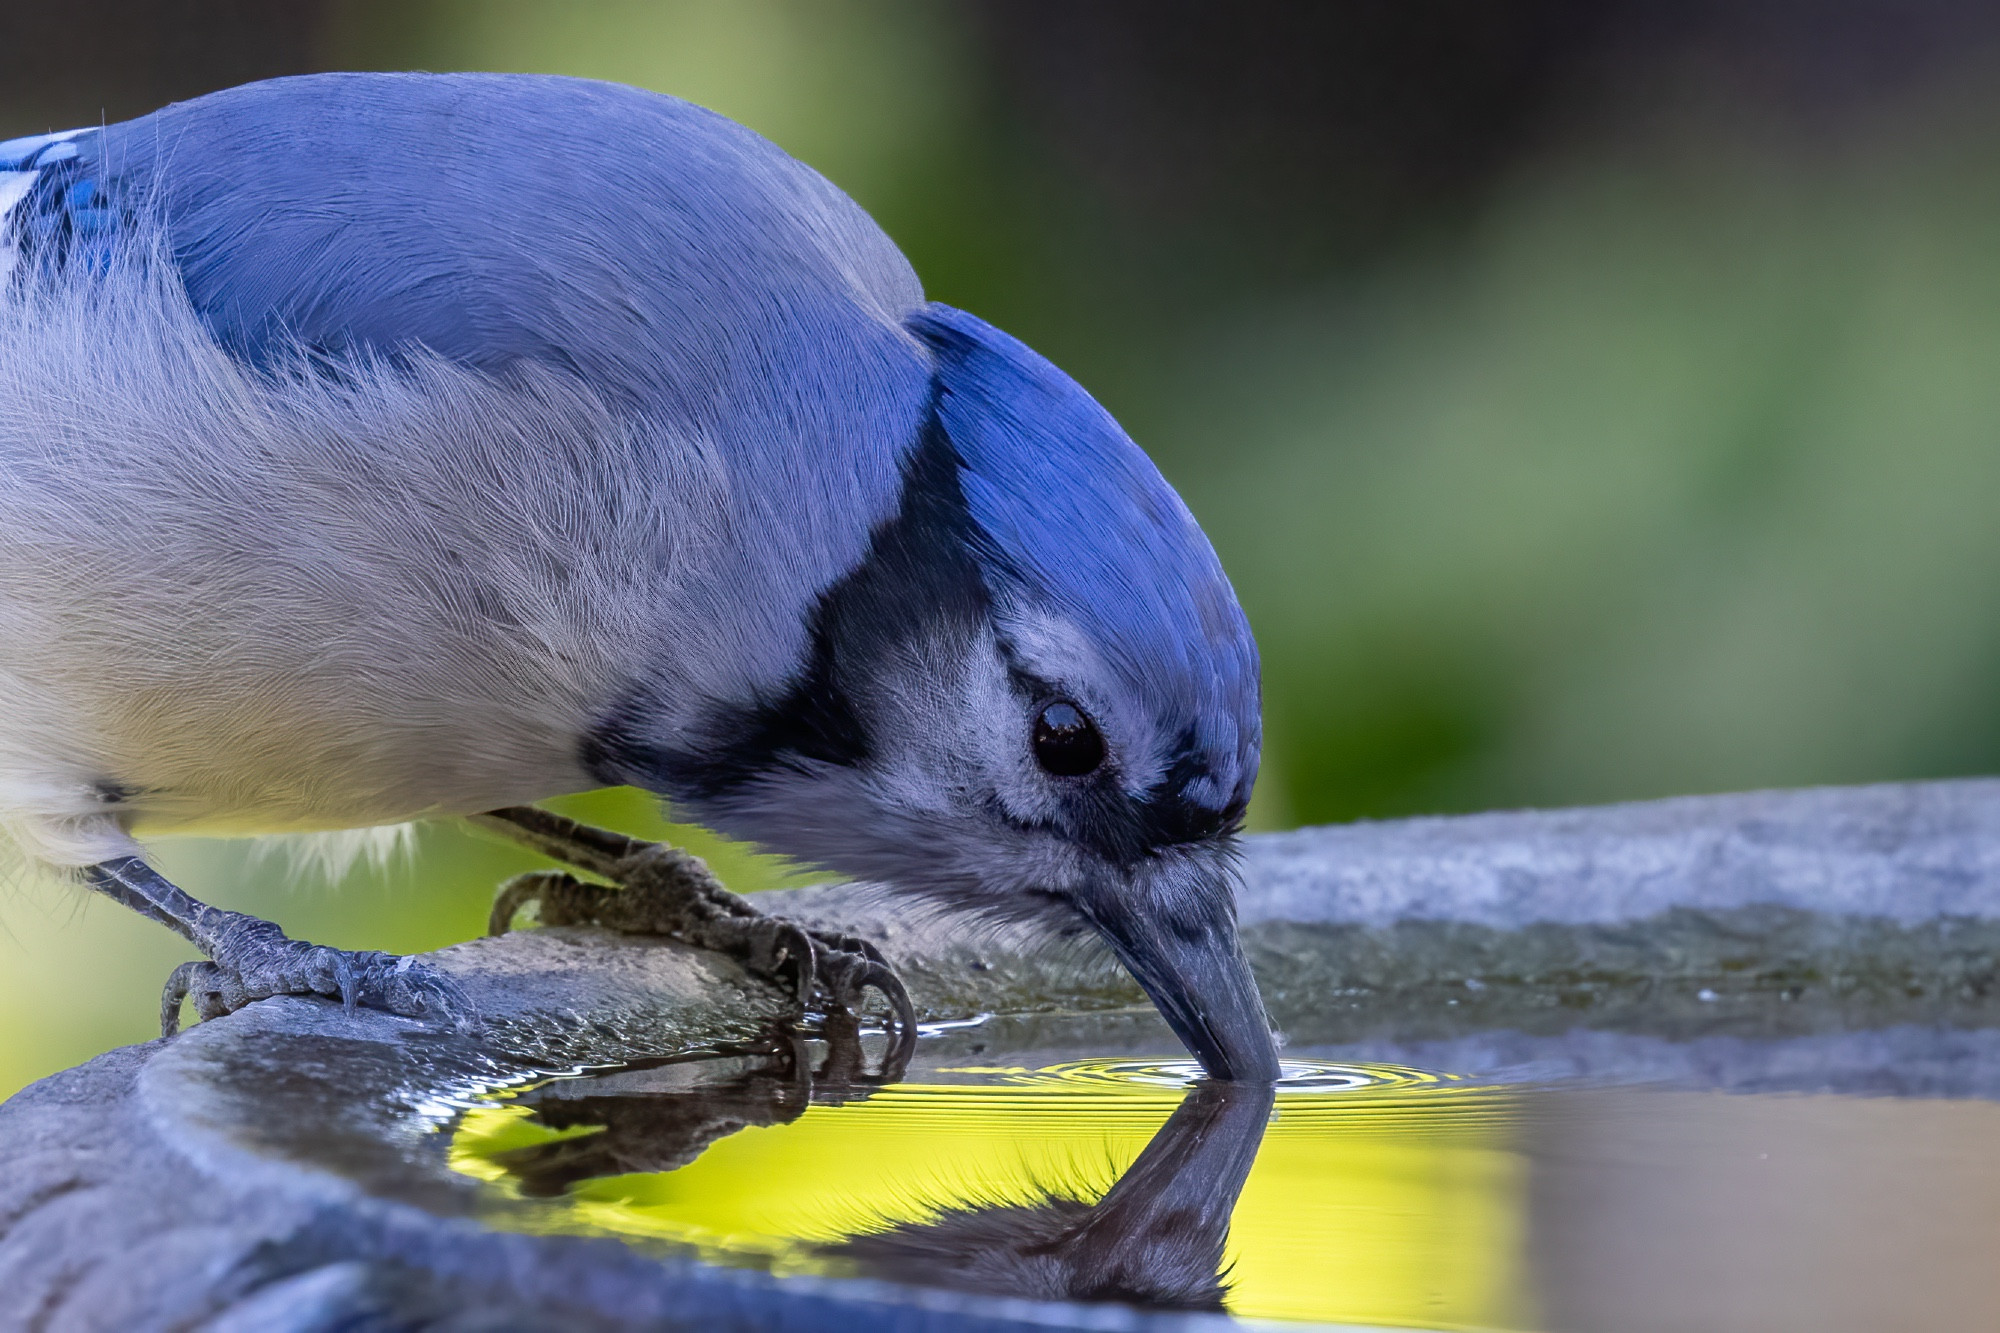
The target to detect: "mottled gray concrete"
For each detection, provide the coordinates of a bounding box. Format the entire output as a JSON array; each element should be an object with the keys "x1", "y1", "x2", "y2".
[
  {"x1": 1239, "y1": 778, "x2": 2000, "y2": 927},
  {"x1": 11, "y1": 778, "x2": 2000, "y2": 1331}
]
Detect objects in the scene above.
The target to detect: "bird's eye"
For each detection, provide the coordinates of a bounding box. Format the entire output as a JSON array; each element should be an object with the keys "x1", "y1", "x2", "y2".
[{"x1": 1033, "y1": 700, "x2": 1105, "y2": 777}]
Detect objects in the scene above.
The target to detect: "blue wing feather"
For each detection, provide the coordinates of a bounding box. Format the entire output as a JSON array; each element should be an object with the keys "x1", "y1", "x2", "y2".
[{"x1": 71, "y1": 73, "x2": 923, "y2": 412}]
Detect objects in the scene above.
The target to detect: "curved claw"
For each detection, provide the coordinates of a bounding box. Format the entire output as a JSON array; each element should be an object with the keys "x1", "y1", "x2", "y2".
[
  {"x1": 160, "y1": 963, "x2": 191, "y2": 1037},
  {"x1": 331, "y1": 949, "x2": 361, "y2": 1010},
  {"x1": 857, "y1": 959, "x2": 919, "y2": 1066},
  {"x1": 161, "y1": 958, "x2": 254, "y2": 1034},
  {"x1": 490, "y1": 870, "x2": 568, "y2": 936},
  {"x1": 768, "y1": 919, "x2": 818, "y2": 1014},
  {"x1": 162, "y1": 960, "x2": 215, "y2": 1037}
]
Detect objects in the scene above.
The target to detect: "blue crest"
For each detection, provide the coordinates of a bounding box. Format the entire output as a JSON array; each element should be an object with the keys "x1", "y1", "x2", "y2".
[{"x1": 911, "y1": 305, "x2": 1260, "y2": 819}]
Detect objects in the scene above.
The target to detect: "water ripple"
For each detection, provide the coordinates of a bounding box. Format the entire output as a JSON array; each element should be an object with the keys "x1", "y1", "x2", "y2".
[{"x1": 957, "y1": 1056, "x2": 1461, "y2": 1093}]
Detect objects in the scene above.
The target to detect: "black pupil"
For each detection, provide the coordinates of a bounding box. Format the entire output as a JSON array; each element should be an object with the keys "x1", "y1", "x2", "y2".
[{"x1": 1033, "y1": 701, "x2": 1105, "y2": 777}]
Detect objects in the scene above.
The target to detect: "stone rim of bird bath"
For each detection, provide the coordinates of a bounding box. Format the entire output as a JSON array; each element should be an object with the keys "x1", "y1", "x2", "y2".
[{"x1": 11, "y1": 777, "x2": 2000, "y2": 1329}]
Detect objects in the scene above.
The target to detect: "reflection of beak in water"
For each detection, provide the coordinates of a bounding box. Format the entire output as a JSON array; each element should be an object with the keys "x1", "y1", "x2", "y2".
[
  {"x1": 823, "y1": 1080, "x2": 1274, "y2": 1311},
  {"x1": 489, "y1": 1012, "x2": 909, "y2": 1198}
]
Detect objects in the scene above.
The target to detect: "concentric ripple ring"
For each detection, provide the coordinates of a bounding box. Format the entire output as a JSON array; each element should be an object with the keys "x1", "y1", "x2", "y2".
[{"x1": 990, "y1": 1057, "x2": 1462, "y2": 1093}]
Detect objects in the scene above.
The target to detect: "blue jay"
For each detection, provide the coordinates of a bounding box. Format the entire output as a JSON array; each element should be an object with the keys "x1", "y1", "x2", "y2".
[{"x1": 0, "y1": 73, "x2": 1277, "y2": 1081}]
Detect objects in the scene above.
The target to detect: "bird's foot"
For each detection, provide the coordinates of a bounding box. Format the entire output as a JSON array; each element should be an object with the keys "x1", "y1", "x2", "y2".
[
  {"x1": 478, "y1": 806, "x2": 916, "y2": 1055},
  {"x1": 161, "y1": 914, "x2": 473, "y2": 1038},
  {"x1": 85, "y1": 857, "x2": 474, "y2": 1038}
]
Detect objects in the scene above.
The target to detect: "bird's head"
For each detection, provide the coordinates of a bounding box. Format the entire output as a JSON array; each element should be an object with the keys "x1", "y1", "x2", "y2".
[{"x1": 595, "y1": 304, "x2": 1276, "y2": 1081}]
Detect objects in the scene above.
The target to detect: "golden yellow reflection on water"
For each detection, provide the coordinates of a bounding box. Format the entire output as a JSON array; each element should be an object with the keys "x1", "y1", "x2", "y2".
[{"x1": 452, "y1": 1059, "x2": 1534, "y2": 1330}]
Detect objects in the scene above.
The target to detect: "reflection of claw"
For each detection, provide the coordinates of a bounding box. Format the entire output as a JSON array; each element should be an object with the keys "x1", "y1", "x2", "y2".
[
  {"x1": 476, "y1": 806, "x2": 917, "y2": 1056},
  {"x1": 808, "y1": 1008, "x2": 912, "y2": 1091},
  {"x1": 486, "y1": 1014, "x2": 911, "y2": 1197}
]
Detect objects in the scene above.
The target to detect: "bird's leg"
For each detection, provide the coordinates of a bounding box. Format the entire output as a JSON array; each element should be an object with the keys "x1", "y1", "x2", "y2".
[
  {"x1": 474, "y1": 805, "x2": 917, "y2": 1056},
  {"x1": 84, "y1": 856, "x2": 472, "y2": 1038}
]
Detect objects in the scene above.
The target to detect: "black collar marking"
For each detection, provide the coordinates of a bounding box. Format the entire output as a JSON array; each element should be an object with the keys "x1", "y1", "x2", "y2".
[{"x1": 583, "y1": 398, "x2": 987, "y2": 802}]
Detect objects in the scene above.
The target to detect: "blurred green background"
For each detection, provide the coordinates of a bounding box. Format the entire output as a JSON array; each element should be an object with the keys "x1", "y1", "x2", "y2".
[{"x1": 10, "y1": 0, "x2": 2000, "y2": 1098}]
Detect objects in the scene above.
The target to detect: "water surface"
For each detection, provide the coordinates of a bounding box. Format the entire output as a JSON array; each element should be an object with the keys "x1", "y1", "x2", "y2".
[
  {"x1": 455, "y1": 1044, "x2": 1524, "y2": 1327},
  {"x1": 446, "y1": 1009, "x2": 2000, "y2": 1331}
]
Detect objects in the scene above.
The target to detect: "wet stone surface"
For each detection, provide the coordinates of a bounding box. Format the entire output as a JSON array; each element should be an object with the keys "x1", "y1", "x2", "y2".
[{"x1": 12, "y1": 778, "x2": 2000, "y2": 1329}]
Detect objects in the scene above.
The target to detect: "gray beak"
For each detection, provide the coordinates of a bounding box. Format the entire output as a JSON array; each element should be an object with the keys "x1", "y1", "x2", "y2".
[{"x1": 1083, "y1": 859, "x2": 1280, "y2": 1083}]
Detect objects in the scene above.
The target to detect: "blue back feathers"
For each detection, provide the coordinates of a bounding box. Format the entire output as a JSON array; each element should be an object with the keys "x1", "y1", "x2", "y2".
[
  {"x1": 82, "y1": 73, "x2": 923, "y2": 411},
  {"x1": 914, "y1": 306, "x2": 1261, "y2": 823}
]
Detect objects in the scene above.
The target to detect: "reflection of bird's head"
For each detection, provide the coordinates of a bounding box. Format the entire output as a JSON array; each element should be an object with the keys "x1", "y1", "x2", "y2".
[{"x1": 824, "y1": 1081, "x2": 1275, "y2": 1310}]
